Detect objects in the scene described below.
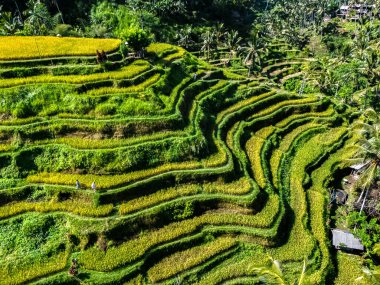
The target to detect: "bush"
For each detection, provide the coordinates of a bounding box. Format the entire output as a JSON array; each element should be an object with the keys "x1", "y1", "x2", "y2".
[
  {"x1": 95, "y1": 103, "x2": 117, "y2": 116},
  {"x1": 53, "y1": 24, "x2": 74, "y2": 37},
  {"x1": 119, "y1": 26, "x2": 152, "y2": 55},
  {"x1": 12, "y1": 102, "x2": 34, "y2": 118}
]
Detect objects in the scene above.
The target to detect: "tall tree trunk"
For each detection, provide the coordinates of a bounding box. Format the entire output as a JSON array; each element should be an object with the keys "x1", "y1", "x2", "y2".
[
  {"x1": 359, "y1": 188, "x2": 369, "y2": 214},
  {"x1": 12, "y1": 0, "x2": 23, "y2": 23},
  {"x1": 356, "y1": 188, "x2": 365, "y2": 203},
  {"x1": 53, "y1": 0, "x2": 64, "y2": 23}
]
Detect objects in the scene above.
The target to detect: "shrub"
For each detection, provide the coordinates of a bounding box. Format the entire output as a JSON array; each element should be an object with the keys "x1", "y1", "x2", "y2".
[
  {"x1": 53, "y1": 24, "x2": 74, "y2": 37},
  {"x1": 95, "y1": 103, "x2": 117, "y2": 116},
  {"x1": 119, "y1": 26, "x2": 151, "y2": 54},
  {"x1": 12, "y1": 102, "x2": 34, "y2": 118}
]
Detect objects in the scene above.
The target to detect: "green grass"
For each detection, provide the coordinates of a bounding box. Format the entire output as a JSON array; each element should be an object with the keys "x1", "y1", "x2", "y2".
[{"x1": 334, "y1": 252, "x2": 372, "y2": 285}]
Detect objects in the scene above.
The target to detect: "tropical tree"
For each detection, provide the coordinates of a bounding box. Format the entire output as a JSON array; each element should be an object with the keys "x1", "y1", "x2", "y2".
[
  {"x1": 51, "y1": 0, "x2": 64, "y2": 23},
  {"x1": 362, "y1": 48, "x2": 380, "y2": 86},
  {"x1": 201, "y1": 30, "x2": 216, "y2": 60},
  {"x1": 250, "y1": 255, "x2": 306, "y2": 285},
  {"x1": 310, "y1": 57, "x2": 336, "y2": 95},
  {"x1": 120, "y1": 26, "x2": 151, "y2": 58},
  {"x1": 352, "y1": 25, "x2": 371, "y2": 61},
  {"x1": 89, "y1": 1, "x2": 118, "y2": 37},
  {"x1": 176, "y1": 25, "x2": 194, "y2": 49},
  {"x1": 348, "y1": 109, "x2": 380, "y2": 213},
  {"x1": 224, "y1": 30, "x2": 242, "y2": 61},
  {"x1": 126, "y1": 0, "x2": 185, "y2": 18},
  {"x1": 241, "y1": 42, "x2": 261, "y2": 76},
  {"x1": 355, "y1": 266, "x2": 380, "y2": 285},
  {"x1": 214, "y1": 22, "x2": 225, "y2": 49},
  {"x1": 23, "y1": 0, "x2": 59, "y2": 35},
  {"x1": 0, "y1": 7, "x2": 22, "y2": 35},
  {"x1": 149, "y1": 0, "x2": 186, "y2": 18},
  {"x1": 240, "y1": 28, "x2": 267, "y2": 76},
  {"x1": 346, "y1": 211, "x2": 380, "y2": 272}
]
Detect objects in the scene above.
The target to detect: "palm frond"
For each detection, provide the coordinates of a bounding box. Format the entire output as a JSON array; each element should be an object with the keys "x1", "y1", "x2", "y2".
[
  {"x1": 297, "y1": 259, "x2": 307, "y2": 285},
  {"x1": 364, "y1": 108, "x2": 379, "y2": 123}
]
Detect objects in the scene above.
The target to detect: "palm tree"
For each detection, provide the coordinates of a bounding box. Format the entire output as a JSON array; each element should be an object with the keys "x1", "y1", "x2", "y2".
[
  {"x1": 240, "y1": 29, "x2": 266, "y2": 76},
  {"x1": 201, "y1": 30, "x2": 216, "y2": 61},
  {"x1": 250, "y1": 255, "x2": 306, "y2": 285},
  {"x1": 310, "y1": 57, "x2": 338, "y2": 96},
  {"x1": 241, "y1": 41, "x2": 261, "y2": 76},
  {"x1": 355, "y1": 266, "x2": 380, "y2": 284},
  {"x1": 174, "y1": 276, "x2": 183, "y2": 285},
  {"x1": 214, "y1": 22, "x2": 225, "y2": 49},
  {"x1": 23, "y1": 0, "x2": 58, "y2": 35},
  {"x1": 51, "y1": 0, "x2": 64, "y2": 24},
  {"x1": 362, "y1": 48, "x2": 380, "y2": 86},
  {"x1": 177, "y1": 25, "x2": 194, "y2": 49},
  {"x1": 224, "y1": 30, "x2": 242, "y2": 61},
  {"x1": 0, "y1": 9, "x2": 22, "y2": 35},
  {"x1": 348, "y1": 109, "x2": 380, "y2": 213},
  {"x1": 352, "y1": 25, "x2": 371, "y2": 61}
]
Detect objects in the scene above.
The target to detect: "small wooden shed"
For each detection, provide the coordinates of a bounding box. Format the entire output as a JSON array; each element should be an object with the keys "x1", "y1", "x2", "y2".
[
  {"x1": 331, "y1": 189, "x2": 348, "y2": 205},
  {"x1": 332, "y1": 229, "x2": 364, "y2": 251}
]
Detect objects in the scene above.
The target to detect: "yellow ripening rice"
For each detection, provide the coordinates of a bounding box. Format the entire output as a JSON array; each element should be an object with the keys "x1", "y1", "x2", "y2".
[{"x1": 0, "y1": 36, "x2": 121, "y2": 60}]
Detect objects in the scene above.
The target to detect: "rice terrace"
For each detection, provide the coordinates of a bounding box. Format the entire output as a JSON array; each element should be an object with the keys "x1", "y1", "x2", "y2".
[{"x1": 1, "y1": 1, "x2": 380, "y2": 284}]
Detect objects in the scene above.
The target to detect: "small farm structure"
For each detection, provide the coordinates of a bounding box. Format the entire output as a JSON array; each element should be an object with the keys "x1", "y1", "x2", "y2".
[
  {"x1": 332, "y1": 229, "x2": 364, "y2": 251},
  {"x1": 337, "y1": 4, "x2": 377, "y2": 20},
  {"x1": 330, "y1": 189, "x2": 348, "y2": 205}
]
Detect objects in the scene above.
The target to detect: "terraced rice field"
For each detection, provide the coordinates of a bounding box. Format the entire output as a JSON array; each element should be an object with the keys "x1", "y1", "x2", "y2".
[
  {"x1": 0, "y1": 38, "x2": 367, "y2": 284},
  {"x1": 0, "y1": 36, "x2": 121, "y2": 60}
]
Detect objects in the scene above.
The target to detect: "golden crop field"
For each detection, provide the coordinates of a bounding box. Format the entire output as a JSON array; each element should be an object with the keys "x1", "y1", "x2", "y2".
[{"x1": 0, "y1": 36, "x2": 121, "y2": 60}]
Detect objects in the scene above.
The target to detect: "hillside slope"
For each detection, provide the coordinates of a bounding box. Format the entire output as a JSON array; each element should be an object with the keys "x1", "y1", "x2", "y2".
[{"x1": 0, "y1": 38, "x2": 369, "y2": 285}]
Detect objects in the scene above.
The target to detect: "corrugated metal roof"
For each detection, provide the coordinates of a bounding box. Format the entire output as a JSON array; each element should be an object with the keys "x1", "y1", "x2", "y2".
[
  {"x1": 332, "y1": 229, "x2": 364, "y2": 251},
  {"x1": 350, "y1": 162, "x2": 368, "y2": 170}
]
